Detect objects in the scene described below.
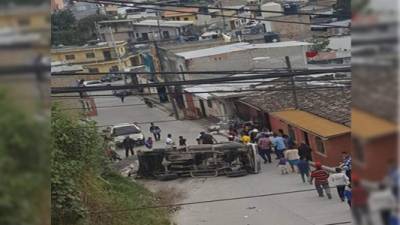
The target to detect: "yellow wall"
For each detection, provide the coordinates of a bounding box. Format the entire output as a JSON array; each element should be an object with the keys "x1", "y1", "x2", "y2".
[
  {"x1": 51, "y1": 42, "x2": 143, "y2": 75},
  {"x1": 85, "y1": 55, "x2": 139, "y2": 73},
  {"x1": 0, "y1": 12, "x2": 49, "y2": 31},
  {"x1": 164, "y1": 14, "x2": 197, "y2": 22},
  {"x1": 51, "y1": 43, "x2": 127, "y2": 64}
]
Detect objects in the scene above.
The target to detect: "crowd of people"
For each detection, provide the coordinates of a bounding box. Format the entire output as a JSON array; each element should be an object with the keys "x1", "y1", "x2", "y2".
[{"x1": 105, "y1": 120, "x2": 399, "y2": 225}]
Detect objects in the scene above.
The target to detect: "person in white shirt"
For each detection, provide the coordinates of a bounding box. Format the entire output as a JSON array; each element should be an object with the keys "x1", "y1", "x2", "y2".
[
  {"x1": 284, "y1": 148, "x2": 300, "y2": 173},
  {"x1": 329, "y1": 167, "x2": 350, "y2": 201},
  {"x1": 166, "y1": 134, "x2": 175, "y2": 148}
]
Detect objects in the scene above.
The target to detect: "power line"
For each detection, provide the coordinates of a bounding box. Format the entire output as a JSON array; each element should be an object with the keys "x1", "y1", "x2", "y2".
[
  {"x1": 51, "y1": 68, "x2": 351, "y2": 94},
  {"x1": 51, "y1": 69, "x2": 292, "y2": 76},
  {"x1": 81, "y1": 0, "x2": 350, "y2": 28},
  {"x1": 88, "y1": 187, "x2": 344, "y2": 214},
  {"x1": 51, "y1": 68, "x2": 350, "y2": 76},
  {"x1": 85, "y1": 0, "x2": 342, "y2": 18},
  {"x1": 51, "y1": 85, "x2": 351, "y2": 98}
]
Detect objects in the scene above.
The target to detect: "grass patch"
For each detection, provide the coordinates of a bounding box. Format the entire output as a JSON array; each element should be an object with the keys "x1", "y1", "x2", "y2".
[{"x1": 82, "y1": 172, "x2": 171, "y2": 225}]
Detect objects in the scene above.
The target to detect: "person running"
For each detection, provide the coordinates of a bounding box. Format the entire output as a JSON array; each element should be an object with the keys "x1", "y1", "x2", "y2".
[
  {"x1": 310, "y1": 162, "x2": 332, "y2": 199},
  {"x1": 149, "y1": 123, "x2": 161, "y2": 141},
  {"x1": 257, "y1": 133, "x2": 272, "y2": 164},
  {"x1": 352, "y1": 175, "x2": 372, "y2": 225},
  {"x1": 122, "y1": 136, "x2": 134, "y2": 158},
  {"x1": 344, "y1": 184, "x2": 352, "y2": 207},
  {"x1": 145, "y1": 137, "x2": 153, "y2": 149},
  {"x1": 284, "y1": 148, "x2": 300, "y2": 173},
  {"x1": 297, "y1": 156, "x2": 310, "y2": 183},
  {"x1": 340, "y1": 152, "x2": 352, "y2": 181},
  {"x1": 329, "y1": 167, "x2": 350, "y2": 202},
  {"x1": 272, "y1": 133, "x2": 286, "y2": 159},
  {"x1": 298, "y1": 141, "x2": 312, "y2": 161}
]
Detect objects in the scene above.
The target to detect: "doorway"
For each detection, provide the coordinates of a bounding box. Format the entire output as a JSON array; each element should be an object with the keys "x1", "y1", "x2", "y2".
[
  {"x1": 199, "y1": 99, "x2": 207, "y2": 117},
  {"x1": 303, "y1": 131, "x2": 310, "y2": 146}
]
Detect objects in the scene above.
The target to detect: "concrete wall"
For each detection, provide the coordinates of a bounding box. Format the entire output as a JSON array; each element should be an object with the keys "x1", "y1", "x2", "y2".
[
  {"x1": 51, "y1": 44, "x2": 126, "y2": 64},
  {"x1": 100, "y1": 25, "x2": 187, "y2": 42},
  {"x1": 180, "y1": 45, "x2": 308, "y2": 78},
  {"x1": 353, "y1": 134, "x2": 398, "y2": 181},
  {"x1": 270, "y1": 15, "x2": 311, "y2": 40}
]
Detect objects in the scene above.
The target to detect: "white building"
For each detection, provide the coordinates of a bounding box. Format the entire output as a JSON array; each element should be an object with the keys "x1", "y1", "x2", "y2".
[{"x1": 165, "y1": 41, "x2": 311, "y2": 80}]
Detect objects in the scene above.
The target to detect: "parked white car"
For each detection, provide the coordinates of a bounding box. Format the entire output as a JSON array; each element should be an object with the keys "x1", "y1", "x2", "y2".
[
  {"x1": 83, "y1": 80, "x2": 110, "y2": 87},
  {"x1": 110, "y1": 123, "x2": 145, "y2": 147}
]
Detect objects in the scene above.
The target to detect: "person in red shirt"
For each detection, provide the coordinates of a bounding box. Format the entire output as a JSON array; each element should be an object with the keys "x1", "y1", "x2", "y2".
[
  {"x1": 352, "y1": 174, "x2": 372, "y2": 225},
  {"x1": 310, "y1": 162, "x2": 332, "y2": 199}
]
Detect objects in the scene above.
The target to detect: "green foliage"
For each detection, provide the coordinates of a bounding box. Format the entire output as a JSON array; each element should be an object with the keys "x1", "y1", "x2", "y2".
[
  {"x1": 0, "y1": 92, "x2": 49, "y2": 225},
  {"x1": 76, "y1": 14, "x2": 109, "y2": 42},
  {"x1": 51, "y1": 10, "x2": 109, "y2": 46},
  {"x1": 310, "y1": 37, "x2": 330, "y2": 51},
  {"x1": 51, "y1": 106, "x2": 104, "y2": 225},
  {"x1": 51, "y1": 106, "x2": 171, "y2": 225}
]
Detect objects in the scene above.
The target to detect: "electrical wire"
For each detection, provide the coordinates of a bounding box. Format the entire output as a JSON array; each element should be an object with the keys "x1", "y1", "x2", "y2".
[
  {"x1": 51, "y1": 68, "x2": 351, "y2": 94},
  {"x1": 84, "y1": 0, "x2": 342, "y2": 18},
  {"x1": 80, "y1": 0, "x2": 350, "y2": 28},
  {"x1": 51, "y1": 85, "x2": 351, "y2": 98}
]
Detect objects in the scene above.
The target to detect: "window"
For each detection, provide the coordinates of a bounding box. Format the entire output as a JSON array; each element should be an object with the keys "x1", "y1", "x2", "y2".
[
  {"x1": 288, "y1": 125, "x2": 296, "y2": 142},
  {"x1": 65, "y1": 54, "x2": 75, "y2": 60},
  {"x1": 184, "y1": 17, "x2": 189, "y2": 21},
  {"x1": 18, "y1": 18, "x2": 30, "y2": 26},
  {"x1": 109, "y1": 65, "x2": 119, "y2": 72},
  {"x1": 88, "y1": 68, "x2": 99, "y2": 73},
  {"x1": 163, "y1": 31, "x2": 170, "y2": 39},
  {"x1": 207, "y1": 100, "x2": 213, "y2": 108},
  {"x1": 86, "y1": 52, "x2": 95, "y2": 58},
  {"x1": 315, "y1": 137, "x2": 326, "y2": 154},
  {"x1": 352, "y1": 138, "x2": 365, "y2": 162},
  {"x1": 142, "y1": 33, "x2": 149, "y2": 40}
]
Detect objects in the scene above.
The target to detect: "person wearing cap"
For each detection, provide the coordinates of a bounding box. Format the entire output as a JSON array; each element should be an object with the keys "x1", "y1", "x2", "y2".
[{"x1": 310, "y1": 162, "x2": 332, "y2": 199}]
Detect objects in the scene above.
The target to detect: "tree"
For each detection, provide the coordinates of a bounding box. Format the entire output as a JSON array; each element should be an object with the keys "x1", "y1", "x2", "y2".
[
  {"x1": 51, "y1": 10, "x2": 80, "y2": 46},
  {"x1": 310, "y1": 36, "x2": 330, "y2": 51},
  {"x1": 76, "y1": 14, "x2": 109, "y2": 42},
  {"x1": 0, "y1": 91, "x2": 49, "y2": 225},
  {"x1": 52, "y1": 10, "x2": 109, "y2": 46}
]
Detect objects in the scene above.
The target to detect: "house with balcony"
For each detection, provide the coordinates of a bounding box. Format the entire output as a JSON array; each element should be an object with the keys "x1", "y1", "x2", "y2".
[
  {"x1": 51, "y1": 41, "x2": 141, "y2": 74},
  {"x1": 97, "y1": 19, "x2": 194, "y2": 43}
]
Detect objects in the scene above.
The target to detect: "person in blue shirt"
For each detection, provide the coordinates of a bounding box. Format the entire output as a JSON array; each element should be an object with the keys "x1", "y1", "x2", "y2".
[{"x1": 272, "y1": 133, "x2": 286, "y2": 159}]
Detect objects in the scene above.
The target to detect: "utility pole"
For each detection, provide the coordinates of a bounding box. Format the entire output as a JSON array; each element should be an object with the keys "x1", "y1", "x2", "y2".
[
  {"x1": 153, "y1": 11, "x2": 179, "y2": 119},
  {"x1": 285, "y1": 56, "x2": 299, "y2": 109},
  {"x1": 218, "y1": 1, "x2": 226, "y2": 32},
  {"x1": 108, "y1": 26, "x2": 126, "y2": 84}
]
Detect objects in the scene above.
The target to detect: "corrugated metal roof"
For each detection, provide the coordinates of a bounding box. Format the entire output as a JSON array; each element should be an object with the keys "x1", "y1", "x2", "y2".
[
  {"x1": 135, "y1": 19, "x2": 193, "y2": 27},
  {"x1": 176, "y1": 41, "x2": 311, "y2": 59},
  {"x1": 352, "y1": 108, "x2": 397, "y2": 140},
  {"x1": 271, "y1": 110, "x2": 350, "y2": 138}
]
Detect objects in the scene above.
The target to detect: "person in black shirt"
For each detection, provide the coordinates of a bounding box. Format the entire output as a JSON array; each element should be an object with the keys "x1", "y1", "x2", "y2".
[
  {"x1": 179, "y1": 136, "x2": 187, "y2": 146},
  {"x1": 149, "y1": 122, "x2": 161, "y2": 141},
  {"x1": 123, "y1": 136, "x2": 134, "y2": 158},
  {"x1": 199, "y1": 132, "x2": 216, "y2": 144}
]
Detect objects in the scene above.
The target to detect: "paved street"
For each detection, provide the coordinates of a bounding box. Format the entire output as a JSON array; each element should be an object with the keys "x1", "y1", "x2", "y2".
[{"x1": 93, "y1": 93, "x2": 352, "y2": 225}]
